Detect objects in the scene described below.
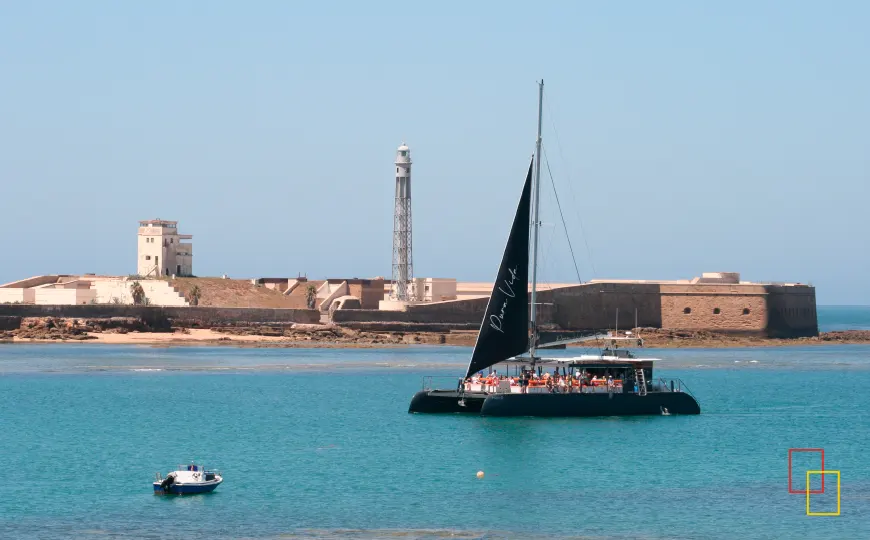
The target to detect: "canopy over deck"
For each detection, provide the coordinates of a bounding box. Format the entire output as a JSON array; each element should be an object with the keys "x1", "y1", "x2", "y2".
[{"x1": 475, "y1": 356, "x2": 658, "y2": 373}]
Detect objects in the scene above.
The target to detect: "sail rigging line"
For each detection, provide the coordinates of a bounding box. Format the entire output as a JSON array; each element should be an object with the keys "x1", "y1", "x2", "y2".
[
  {"x1": 545, "y1": 95, "x2": 643, "y2": 349},
  {"x1": 541, "y1": 90, "x2": 608, "y2": 356},
  {"x1": 542, "y1": 90, "x2": 598, "y2": 279},
  {"x1": 541, "y1": 144, "x2": 603, "y2": 357},
  {"x1": 535, "y1": 196, "x2": 559, "y2": 293},
  {"x1": 541, "y1": 145, "x2": 583, "y2": 285}
]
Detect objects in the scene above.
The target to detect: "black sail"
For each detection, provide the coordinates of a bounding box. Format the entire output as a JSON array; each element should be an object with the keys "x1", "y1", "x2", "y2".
[{"x1": 465, "y1": 160, "x2": 532, "y2": 378}]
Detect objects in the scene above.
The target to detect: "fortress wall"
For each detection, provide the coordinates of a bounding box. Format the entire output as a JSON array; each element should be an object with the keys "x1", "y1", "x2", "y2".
[
  {"x1": 333, "y1": 297, "x2": 491, "y2": 325},
  {"x1": 346, "y1": 279, "x2": 384, "y2": 309},
  {"x1": 539, "y1": 284, "x2": 662, "y2": 331},
  {"x1": 332, "y1": 309, "x2": 413, "y2": 324},
  {"x1": 0, "y1": 316, "x2": 21, "y2": 331},
  {"x1": 659, "y1": 284, "x2": 768, "y2": 334},
  {"x1": 333, "y1": 285, "x2": 654, "y2": 330},
  {"x1": 406, "y1": 297, "x2": 490, "y2": 323},
  {"x1": 332, "y1": 281, "x2": 819, "y2": 337},
  {"x1": 765, "y1": 285, "x2": 818, "y2": 337},
  {"x1": 403, "y1": 295, "x2": 555, "y2": 325},
  {"x1": 0, "y1": 304, "x2": 320, "y2": 327}
]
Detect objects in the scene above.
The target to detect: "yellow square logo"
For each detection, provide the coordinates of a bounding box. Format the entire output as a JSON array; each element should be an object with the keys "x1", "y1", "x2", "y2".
[{"x1": 806, "y1": 470, "x2": 840, "y2": 516}]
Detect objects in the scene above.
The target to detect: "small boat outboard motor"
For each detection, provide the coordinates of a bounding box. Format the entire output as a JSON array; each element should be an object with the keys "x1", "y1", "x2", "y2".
[{"x1": 160, "y1": 474, "x2": 175, "y2": 493}]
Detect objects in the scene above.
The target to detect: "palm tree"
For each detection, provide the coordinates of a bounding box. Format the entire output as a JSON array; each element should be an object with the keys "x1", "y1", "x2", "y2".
[
  {"x1": 187, "y1": 285, "x2": 201, "y2": 306},
  {"x1": 130, "y1": 281, "x2": 146, "y2": 305},
  {"x1": 305, "y1": 284, "x2": 317, "y2": 310}
]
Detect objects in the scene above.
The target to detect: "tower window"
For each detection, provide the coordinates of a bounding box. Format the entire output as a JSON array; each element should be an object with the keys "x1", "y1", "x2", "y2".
[
  {"x1": 743, "y1": 308, "x2": 750, "y2": 315},
  {"x1": 401, "y1": 151, "x2": 407, "y2": 157},
  {"x1": 145, "y1": 255, "x2": 151, "y2": 260},
  {"x1": 396, "y1": 167, "x2": 399, "y2": 173},
  {"x1": 713, "y1": 308, "x2": 721, "y2": 314},
  {"x1": 683, "y1": 307, "x2": 691, "y2": 314}
]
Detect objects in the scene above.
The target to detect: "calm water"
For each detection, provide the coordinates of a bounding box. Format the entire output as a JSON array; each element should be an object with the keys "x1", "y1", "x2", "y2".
[
  {"x1": 1, "y1": 340, "x2": 869, "y2": 540},
  {"x1": 818, "y1": 305, "x2": 870, "y2": 331}
]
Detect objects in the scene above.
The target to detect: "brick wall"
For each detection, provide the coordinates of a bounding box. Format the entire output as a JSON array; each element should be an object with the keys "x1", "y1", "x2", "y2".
[
  {"x1": 660, "y1": 284, "x2": 768, "y2": 334},
  {"x1": 346, "y1": 279, "x2": 384, "y2": 310}
]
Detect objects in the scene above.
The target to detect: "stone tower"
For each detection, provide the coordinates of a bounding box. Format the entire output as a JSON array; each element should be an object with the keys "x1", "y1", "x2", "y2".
[
  {"x1": 137, "y1": 219, "x2": 194, "y2": 277},
  {"x1": 390, "y1": 143, "x2": 414, "y2": 301}
]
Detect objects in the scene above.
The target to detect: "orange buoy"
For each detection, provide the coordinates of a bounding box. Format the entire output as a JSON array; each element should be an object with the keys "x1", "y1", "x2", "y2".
[{"x1": 476, "y1": 471, "x2": 484, "y2": 479}]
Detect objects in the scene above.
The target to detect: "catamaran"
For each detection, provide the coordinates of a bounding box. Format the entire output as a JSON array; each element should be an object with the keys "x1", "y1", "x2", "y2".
[{"x1": 408, "y1": 81, "x2": 701, "y2": 417}]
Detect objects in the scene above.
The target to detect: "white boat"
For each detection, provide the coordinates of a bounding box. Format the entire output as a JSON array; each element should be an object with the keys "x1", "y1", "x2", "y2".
[{"x1": 153, "y1": 464, "x2": 222, "y2": 495}]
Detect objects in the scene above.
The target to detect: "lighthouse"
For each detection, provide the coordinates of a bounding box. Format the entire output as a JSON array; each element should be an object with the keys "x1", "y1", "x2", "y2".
[{"x1": 390, "y1": 142, "x2": 414, "y2": 301}]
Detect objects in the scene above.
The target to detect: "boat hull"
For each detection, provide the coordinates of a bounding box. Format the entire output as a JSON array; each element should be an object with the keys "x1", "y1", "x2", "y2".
[
  {"x1": 153, "y1": 479, "x2": 222, "y2": 495},
  {"x1": 479, "y1": 391, "x2": 701, "y2": 417},
  {"x1": 408, "y1": 390, "x2": 486, "y2": 414}
]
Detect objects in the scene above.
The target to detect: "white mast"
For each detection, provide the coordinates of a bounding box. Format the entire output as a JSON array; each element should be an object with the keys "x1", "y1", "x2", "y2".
[{"x1": 529, "y1": 80, "x2": 544, "y2": 359}]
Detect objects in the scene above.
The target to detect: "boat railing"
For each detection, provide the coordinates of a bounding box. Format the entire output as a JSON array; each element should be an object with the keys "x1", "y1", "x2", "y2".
[
  {"x1": 649, "y1": 377, "x2": 697, "y2": 398},
  {"x1": 422, "y1": 376, "x2": 463, "y2": 391}
]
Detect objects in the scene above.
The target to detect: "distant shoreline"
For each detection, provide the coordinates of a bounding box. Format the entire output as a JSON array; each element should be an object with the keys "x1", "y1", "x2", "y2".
[{"x1": 2, "y1": 328, "x2": 869, "y2": 349}]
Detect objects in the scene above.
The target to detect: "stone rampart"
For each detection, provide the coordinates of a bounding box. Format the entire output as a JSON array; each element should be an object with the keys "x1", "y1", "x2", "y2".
[
  {"x1": 540, "y1": 283, "x2": 662, "y2": 331},
  {"x1": 332, "y1": 282, "x2": 818, "y2": 337},
  {"x1": 337, "y1": 322, "x2": 479, "y2": 332},
  {"x1": 660, "y1": 283, "x2": 768, "y2": 334},
  {"x1": 0, "y1": 316, "x2": 22, "y2": 331},
  {"x1": 766, "y1": 285, "x2": 818, "y2": 337},
  {"x1": 0, "y1": 305, "x2": 320, "y2": 328}
]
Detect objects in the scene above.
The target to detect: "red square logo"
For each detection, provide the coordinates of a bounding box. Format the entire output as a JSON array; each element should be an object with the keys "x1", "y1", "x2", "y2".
[{"x1": 788, "y1": 448, "x2": 825, "y2": 494}]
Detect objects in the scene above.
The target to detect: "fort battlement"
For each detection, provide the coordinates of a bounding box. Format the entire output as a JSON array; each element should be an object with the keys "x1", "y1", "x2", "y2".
[{"x1": 334, "y1": 274, "x2": 818, "y2": 338}]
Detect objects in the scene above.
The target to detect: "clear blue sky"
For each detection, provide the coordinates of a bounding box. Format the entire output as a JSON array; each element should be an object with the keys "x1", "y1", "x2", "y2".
[{"x1": 1, "y1": 1, "x2": 867, "y2": 304}]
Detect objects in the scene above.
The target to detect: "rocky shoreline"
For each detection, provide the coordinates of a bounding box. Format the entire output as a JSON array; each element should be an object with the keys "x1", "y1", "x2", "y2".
[
  {"x1": 1, "y1": 317, "x2": 869, "y2": 348},
  {"x1": 0, "y1": 317, "x2": 478, "y2": 348},
  {"x1": 620, "y1": 328, "x2": 870, "y2": 348}
]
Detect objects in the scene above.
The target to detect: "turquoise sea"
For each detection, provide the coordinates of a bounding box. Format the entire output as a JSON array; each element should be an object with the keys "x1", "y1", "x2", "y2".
[
  {"x1": 1, "y1": 307, "x2": 869, "y2": 539},
  {"x1": 818, "y1": 305, "x2": 870, "y2": 331}
]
